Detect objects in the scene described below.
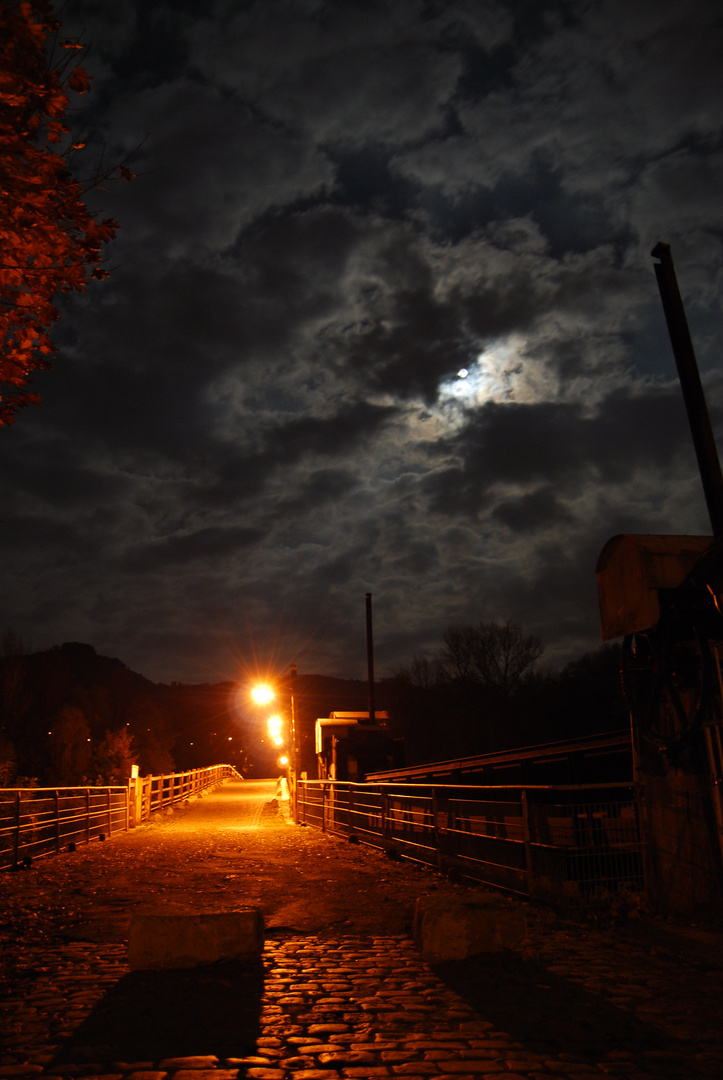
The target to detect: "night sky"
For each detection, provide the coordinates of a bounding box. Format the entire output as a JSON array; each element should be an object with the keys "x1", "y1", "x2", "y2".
[{"x1": 2, "y1": 0, "x2": 722, "y2": 684}]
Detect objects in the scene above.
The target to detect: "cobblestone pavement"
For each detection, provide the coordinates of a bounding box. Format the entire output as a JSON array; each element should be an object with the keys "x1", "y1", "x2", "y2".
[{"x1": 1, "y1": 781, "x2": 722, "y2": 1080}]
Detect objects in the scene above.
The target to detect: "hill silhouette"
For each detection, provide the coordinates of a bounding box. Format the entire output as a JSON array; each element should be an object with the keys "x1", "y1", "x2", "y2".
[{"x1": 0, "y1": 643, "x2": 380, "y2": 784}]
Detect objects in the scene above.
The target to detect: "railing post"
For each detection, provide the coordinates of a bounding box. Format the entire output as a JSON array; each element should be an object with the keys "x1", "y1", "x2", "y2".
[
  {"x1": 432, "y1": 786, "x2": 446, "y2": 872},
  {"x1": 348, "y1": 784, "x2": 355, "y2": 837},
  {"x1": 521, "y1": 789, "x2": 534, "y2": 900},
  {"x1": 85, "y1": 789, "x2": 91, "y2": 844},
  {"x1": 55, "y1": 790, "x2": 60, "y2": 853},
  {"x1": 381, "y1": 785, "x2": 389, "y2": 849},
  {"x1": 107, "y1": 787, "x2": 112, "y2": 836},
  {"x1": 13, "y1": 790, "x2": 21, "y2": 868}
]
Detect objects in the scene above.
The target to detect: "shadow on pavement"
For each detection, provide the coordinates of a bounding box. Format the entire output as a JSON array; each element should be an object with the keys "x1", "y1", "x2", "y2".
[
  {"x1": 432, "y1": 951, "x2": 682, "y2": 1060},
  {"x1": 52, "y1": 961, "x2": 263, "y2": 1064}
]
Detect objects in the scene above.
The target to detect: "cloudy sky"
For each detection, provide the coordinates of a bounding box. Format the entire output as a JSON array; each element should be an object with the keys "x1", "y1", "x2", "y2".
[{"x1": 2, "y1": 0, "x2": 723, "y2": 684}]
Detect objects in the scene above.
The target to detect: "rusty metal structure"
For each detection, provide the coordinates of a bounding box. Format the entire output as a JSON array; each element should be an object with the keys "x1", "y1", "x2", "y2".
[{"x1": 596, "y1": 244, "x2": 723, "y2": 913}]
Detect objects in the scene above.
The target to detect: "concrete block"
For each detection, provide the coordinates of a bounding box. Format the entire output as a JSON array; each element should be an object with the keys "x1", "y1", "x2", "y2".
[
  {"x1": 128, "y1": 909, "x2": 264, "y2": 970},
  {"x1": 413, "y1": 893, "x2": 526, "y2": 962}
]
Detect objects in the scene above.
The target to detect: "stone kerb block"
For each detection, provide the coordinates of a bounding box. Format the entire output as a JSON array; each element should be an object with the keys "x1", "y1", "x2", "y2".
[
  {"x1": 413, "y1": 893, "x2": 526, "y2": 962},
  {"x1": 128, "y1": 909, "x2": 264, "y2": 970}
]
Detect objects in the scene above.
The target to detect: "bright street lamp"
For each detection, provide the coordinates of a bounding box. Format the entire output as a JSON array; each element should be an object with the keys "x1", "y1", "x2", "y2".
[
  {"x1": 267, "y1": 714, "x2": 284, "y2": 746},
  {"x1": 251, "y1": 684, "x2": 275, "y2": 706}
]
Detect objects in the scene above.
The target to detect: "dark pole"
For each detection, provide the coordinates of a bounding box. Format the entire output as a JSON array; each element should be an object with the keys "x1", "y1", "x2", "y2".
[
  {"x1": 366, "y1": 592, "x2": 376, "y2": 724},
  {"x1": 289, "y1": 664, "x2": 298, "y2": 822},
  {"x1": 652, "y1": 242, "x2": 723, "y2": 537}
]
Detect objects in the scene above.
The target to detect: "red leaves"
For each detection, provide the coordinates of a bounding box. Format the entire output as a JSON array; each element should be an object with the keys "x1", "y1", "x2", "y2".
[
  {"x1": 67, "y1": 65, "x2": 89, "y2": 94},
  {"x1": 0, "y1": 0, "x2": 124, "y2": 425}
]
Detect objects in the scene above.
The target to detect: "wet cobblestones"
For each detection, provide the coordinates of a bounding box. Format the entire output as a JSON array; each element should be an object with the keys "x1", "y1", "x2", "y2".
[{"x1": 1, "y1": 927, "x2": 722, "y2": 1080}]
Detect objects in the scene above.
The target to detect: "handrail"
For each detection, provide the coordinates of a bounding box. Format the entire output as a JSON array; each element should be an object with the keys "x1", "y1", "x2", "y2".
[
  {"x1": 128, "y1": 763, "x2": 242, "y2": 825},
  {"x1": 0, "y1": 763, "x2": 242, "y2": 871},
  {"x1": 297, "y1": 778, "x2": 644, "y2": 909}
]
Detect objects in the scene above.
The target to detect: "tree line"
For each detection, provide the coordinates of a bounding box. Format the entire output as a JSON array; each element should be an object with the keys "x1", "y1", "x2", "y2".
[{"x1": 381, "y1": 620, "x2": 628, "y2": 764}]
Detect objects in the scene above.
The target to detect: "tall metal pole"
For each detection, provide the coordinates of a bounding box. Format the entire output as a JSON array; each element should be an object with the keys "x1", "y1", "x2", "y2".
[
  {"x1": 289, "y1": 664, "x2": 298, "y2": 822},
  {"x1": 366, "y1": 592, "x2": 376, "y2": 724},
  {"x1": 652, "y1": 242, "x2": 723, "y2": 537}
]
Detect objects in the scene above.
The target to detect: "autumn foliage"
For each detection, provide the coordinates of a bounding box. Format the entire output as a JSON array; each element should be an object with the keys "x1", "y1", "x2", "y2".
[{"x1": 0, "y1": 0, "x2": 125, "y2": 425}]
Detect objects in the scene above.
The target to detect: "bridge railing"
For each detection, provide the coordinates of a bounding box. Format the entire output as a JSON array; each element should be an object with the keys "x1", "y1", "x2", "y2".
[
  {"x1": 0, "y1": 764, "x2": 241, "y2": 870},
  {"x1": 127, "y1": 764, "x2": 241, "y2": 825},
  {"x1": 297, "y1": 779, "x2": 644, "y2": 908}
]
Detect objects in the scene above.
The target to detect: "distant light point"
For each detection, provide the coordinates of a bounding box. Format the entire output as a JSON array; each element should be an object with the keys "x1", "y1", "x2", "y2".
[{"x1": 457, "y1": 368, "x2": 469, "y2": 379}]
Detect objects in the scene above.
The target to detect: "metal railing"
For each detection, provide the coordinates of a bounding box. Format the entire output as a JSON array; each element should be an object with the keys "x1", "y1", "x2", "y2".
[
  {"x1": 0, "y1": 764, "x2": 241, "y2": 870},
  {"x1": 297, "y1": 779, "x2": 644, "y2": 908},
  {"x1": 0, "y1": 785, "x2": 128, "y2": 870},
  {"x1": 127, "y1": 764, "x2": 241, "y2": 826}
]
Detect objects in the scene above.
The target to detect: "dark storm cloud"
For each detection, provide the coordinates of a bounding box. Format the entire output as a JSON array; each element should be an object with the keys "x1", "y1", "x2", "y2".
[
  {"x1": 120, "y1": 524, "x2": 265, "y2": 571},
  {"x1": 424, "y1": 386, "x2": 694, "y2": 517},
  {"x1": 493, "y1": 487, "x2": 572, "y2": 534},
  {"x1": 202, "y1": 400, "x2": 400, "y2": 504},
  {"x1": 100, "y1": 81, "x2": 335, "y2": 255},
  {"x1": 1, "y1": 0, "x2": 722, "y2": 683},
  {"x1": 0, "y1": 435, "x2": 132, "y2": 512},
  {"x1": 272, "y1": 468, "x2": 360, "y2": 518}
]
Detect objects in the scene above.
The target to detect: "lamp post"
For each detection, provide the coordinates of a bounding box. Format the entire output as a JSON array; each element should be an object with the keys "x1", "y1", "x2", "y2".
[{"x1": 250, "y1": 674, "x2": 299, "y2": 820}]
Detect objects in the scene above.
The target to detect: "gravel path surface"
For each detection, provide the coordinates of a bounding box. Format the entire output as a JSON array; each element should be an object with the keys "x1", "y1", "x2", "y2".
[{"x1": 1, "y1": 778, "x2": 722, "y2": 1080}]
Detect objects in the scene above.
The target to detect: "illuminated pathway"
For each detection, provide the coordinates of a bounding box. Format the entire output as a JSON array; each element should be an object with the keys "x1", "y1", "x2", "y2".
[{"x1": 1, "y1": 779, "x2": 722, "y2": 1080}]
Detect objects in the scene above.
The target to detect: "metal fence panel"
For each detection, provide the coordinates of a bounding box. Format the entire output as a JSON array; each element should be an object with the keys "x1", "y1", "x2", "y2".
[
  {"x1": 297, "y1": 780, "x2": 644, "y2": 909},
  {"x1": 1, "y1": 764, "x2": 241, "y2": 870},
  {"x1": 0, "y1": 786, "x2": 128, "y2": 869}
]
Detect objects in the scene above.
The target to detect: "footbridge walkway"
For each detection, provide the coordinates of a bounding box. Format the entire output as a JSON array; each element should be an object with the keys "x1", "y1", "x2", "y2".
[{"x1": 1, "y1": 778, "x2": 722, "y2": 1080}]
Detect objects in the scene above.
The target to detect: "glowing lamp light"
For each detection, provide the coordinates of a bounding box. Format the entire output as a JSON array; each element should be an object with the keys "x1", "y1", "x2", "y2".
[
  {"x1": 278, "y1": 755, "x2": 289, "y2": 767},
  {"x1": 251, "y1": 683, "x2": 274, "y2": 705},
  {"x1": 267, "y1": 715, "x2": 283, "y2": 741}
]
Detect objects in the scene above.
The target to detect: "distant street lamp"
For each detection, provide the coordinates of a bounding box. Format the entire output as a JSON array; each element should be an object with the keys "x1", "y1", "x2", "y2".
[
  {"x1": 248, "y1": 671, "x2": 299, "y2": 819},
  {"x1": 267, "y1": 714, "x2": 284, "y2": 746}
]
